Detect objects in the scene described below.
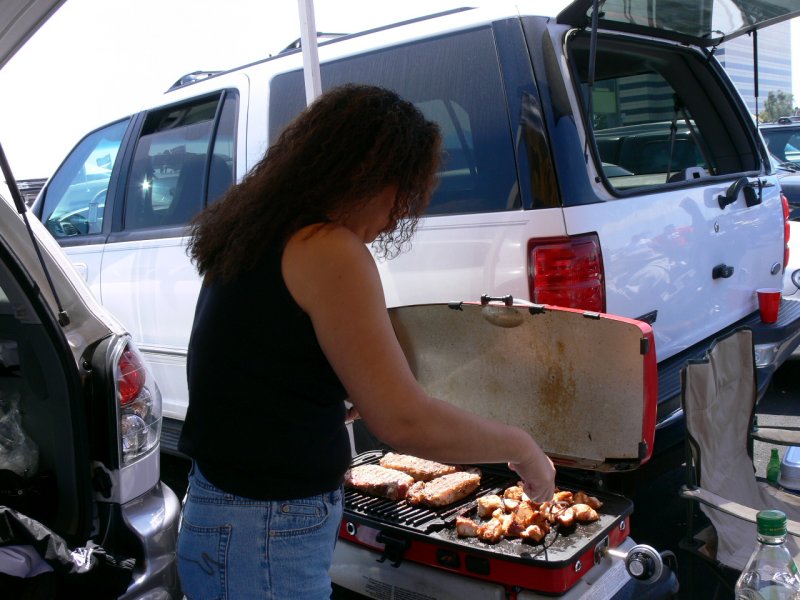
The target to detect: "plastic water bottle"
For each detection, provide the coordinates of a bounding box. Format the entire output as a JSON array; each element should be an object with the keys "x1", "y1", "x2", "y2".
[
  {"x1": 735, "y1": 510, "x2": 800, "y2": 599},
  {"x1": 769, "y1": 449, "x2": 782, "y2": 485}
]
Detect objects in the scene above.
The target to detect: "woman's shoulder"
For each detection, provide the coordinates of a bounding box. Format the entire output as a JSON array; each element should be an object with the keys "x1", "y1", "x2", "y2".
[
  {"x1": 286, "y1": 223, "x2": 369, "y2": 260},
  {"x1": 283, "y1": 223, "x2": 378, "y2": 309}
]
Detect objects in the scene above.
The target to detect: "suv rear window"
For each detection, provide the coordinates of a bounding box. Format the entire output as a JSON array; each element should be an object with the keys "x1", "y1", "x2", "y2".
[{"x1": 569, "y1": 33, "x2": 759, "y2": 193}]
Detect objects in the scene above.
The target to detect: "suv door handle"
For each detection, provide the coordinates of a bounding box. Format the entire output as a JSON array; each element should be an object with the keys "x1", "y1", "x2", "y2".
[
  {"x1": 718, "y1": 177, "x2": 761, "y2": 209},
  {"x1": 712, "y1": 264, "x2": 734, "y2": 279}
]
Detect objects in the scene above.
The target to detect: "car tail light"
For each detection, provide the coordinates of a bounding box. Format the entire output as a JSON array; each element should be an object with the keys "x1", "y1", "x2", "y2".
[
  {"x1": 115, "y1": 342, "x2": 162, "y2": 465},
  {"x1": 528, "y1": 234, "x2": 605, "y2": 312},
  {"x1": 782, "y1": 192, "x2": 790, "y2": 268}
]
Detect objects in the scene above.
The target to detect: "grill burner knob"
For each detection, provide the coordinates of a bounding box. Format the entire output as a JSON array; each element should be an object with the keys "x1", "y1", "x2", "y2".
[
  {"x1": 605, "y1": 543, "x2": 663, "y2": 584},
  {"x1": 623, "y1": 544, "x2": 663, "y2": 584}
]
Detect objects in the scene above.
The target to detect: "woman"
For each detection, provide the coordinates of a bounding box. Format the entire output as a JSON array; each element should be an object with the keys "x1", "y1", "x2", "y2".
[{"x1": 176, "y1": 83, "x2": 555, "y2": 599}]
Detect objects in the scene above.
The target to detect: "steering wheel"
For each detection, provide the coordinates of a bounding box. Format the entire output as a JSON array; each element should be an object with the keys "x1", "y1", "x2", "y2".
[{"x1": 62, "y1": 213, "x2": 89, "y2": 235}]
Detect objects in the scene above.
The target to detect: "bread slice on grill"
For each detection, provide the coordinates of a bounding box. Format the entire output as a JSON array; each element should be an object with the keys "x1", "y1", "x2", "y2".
[{"x1": 379, "y1": 452, "x2": 459, "y2": 482}]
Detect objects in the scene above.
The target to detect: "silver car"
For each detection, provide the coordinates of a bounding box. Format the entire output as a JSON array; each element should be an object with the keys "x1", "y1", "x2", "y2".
[{"x1": 0, "y1": 1, "x2": 179, "y2": 597}]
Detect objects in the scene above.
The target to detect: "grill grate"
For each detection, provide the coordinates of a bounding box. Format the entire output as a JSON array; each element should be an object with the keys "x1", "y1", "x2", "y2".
[
  {"x1": 344, "y1": 451, "x2": 515, "y2": 534},
  {"x1": 344, "y1": 451, "x2": 634, "y2": 564}
]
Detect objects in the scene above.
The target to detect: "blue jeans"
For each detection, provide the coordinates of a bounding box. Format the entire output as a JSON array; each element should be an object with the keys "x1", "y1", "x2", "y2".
[{"x1": 177, "y1": 462, "x2": 343, "y2": 599}]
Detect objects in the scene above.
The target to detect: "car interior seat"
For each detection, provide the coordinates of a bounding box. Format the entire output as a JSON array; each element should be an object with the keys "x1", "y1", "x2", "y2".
[
  {"x1": 162, "y1": 154, "x2": 232, "y2": 227},
  {"x1": 679, "y1": 328, "x2": 800, "y2": 596}
]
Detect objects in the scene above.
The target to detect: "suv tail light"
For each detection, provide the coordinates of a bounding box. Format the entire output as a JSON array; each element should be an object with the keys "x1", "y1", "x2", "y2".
[
  {"x1": 782, "y1": 192, "x2": 791, "y2": 268},
  {"x1": 115, "y1": 342, "x2": 162, "y2": 465},
  {"x1": 528, "y1": 234, "x2": 605, "y2": 312}
]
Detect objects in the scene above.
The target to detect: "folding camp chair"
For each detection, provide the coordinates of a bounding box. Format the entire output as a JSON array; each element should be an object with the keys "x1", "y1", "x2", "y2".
[{"x1": 679, "y1": 328, "x2": 800, "y2": 597}]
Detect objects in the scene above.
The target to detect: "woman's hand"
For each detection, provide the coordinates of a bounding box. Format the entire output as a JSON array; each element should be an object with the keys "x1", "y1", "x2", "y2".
[{"x1": 509, "y1": 443, "x2": 556, "y2": 503}]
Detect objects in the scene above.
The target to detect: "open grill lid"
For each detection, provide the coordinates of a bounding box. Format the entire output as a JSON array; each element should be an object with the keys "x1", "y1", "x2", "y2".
[{"x1": 388, "y1": 300, "x2": 657, "y2": 471}]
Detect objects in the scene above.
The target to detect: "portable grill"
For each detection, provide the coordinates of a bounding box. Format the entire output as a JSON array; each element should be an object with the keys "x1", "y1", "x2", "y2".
[
  {"x1": 338, "y1": 299, "x2": 661, "y2": 597},
  {"x1": 340, "y1": 451, "x2": 633, "y2": 595}
]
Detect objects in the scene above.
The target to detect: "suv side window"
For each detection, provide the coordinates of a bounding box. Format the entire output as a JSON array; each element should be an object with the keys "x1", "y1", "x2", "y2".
[
  {"x1": 569, "y1": 34, "x2": 759, "y2": 193},
  {"x1": 39, "y1": 119, "x2": 129, "y2": 239},
  {"x1": 269, "y1": 28, "x2": 518, "y2": 216},
  {"x1": 123, "y1": 92, "x2": 236, "y2": 230}
]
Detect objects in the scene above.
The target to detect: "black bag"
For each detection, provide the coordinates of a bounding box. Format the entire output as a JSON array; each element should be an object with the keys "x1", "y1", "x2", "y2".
[{"x1": 0, "y1": 506, "x2": 135, "y2": 599}]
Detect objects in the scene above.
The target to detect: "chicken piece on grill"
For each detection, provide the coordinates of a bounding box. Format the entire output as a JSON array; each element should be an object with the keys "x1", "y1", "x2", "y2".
[
  {"x1": 406, "y1": 470, "x2": 482, "y2": 508},
  {"x1": 502, "y1": 498, "x2": 520, "y2": 512},
  {"x1": 574, "y1": 491, "x2": 603, "y2": 510},
  {"x1": 344, "y1": 464, "x2": 415, "y2": 501},
  {"x1": 505, "y1": 513, "x2": 531, "y2": 537},
  {"x1": 573, "y1": 503, "x2": 600, "y2": 522},
  {"x1": 456, "y1": 516, "x2": 480, "y2": 537},
  {"x1": 553, "y1": 490, "x2": 573, "y2": 504},
  {"x1": 379, "y1": 452, "x2": 459, "y2": 482},
  {"x1": 539, "y1": 501, "x2": 554, "y2": 522},
  {"x1": 556, "y1": 506, "x2": 576, "y2": 528},
  {"x1": 519, "y1": 524, "x2": 547, "y2": 543},
  {"x1": 477, "y1": 514, "x2": 512, "y2": 543},
  {"x1": 477, "y1": 494, "x2": 504, "y2": 518},
  {"x1": 506, "y1": 500, "x2": 549, "y2": 537},
  {"x1": 503, "y1": 485, "x2": 528, "y2": 502},
  {"x1": 540, "y1": 500, "x2": 572, "y2": 524},
  {"x1": 512, "y1": 500, "x2": 537, "y2": 527}
]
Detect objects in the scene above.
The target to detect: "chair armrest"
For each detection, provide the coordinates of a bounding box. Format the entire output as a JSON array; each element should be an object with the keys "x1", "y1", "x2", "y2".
[
  {"x1": 752, "y1": 426, "x2": 800, "y2": 445},
  {"x1": 680, "y1": 485, "x2": 800, "y2": 537}
]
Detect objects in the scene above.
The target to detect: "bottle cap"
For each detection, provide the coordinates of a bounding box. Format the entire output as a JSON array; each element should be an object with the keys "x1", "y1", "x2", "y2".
[{"x1": 757, "y1": 510, "x2": 787, "y2": 536}]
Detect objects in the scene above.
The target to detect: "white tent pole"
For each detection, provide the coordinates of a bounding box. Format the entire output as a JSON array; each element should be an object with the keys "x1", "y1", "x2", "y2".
[{"x1": 297, "y1": 0, "x2": 322, "y2": 105}]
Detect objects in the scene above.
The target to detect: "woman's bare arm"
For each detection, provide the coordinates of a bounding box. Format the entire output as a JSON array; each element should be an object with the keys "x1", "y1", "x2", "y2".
[{"x1": 283, "y1": 224, "x2": 555, "y2": 500}]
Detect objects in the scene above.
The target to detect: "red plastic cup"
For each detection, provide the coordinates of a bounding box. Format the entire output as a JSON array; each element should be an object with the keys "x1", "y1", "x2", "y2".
[{"x1": 756, "y1": 288, "x2": 781, "y2": 324}]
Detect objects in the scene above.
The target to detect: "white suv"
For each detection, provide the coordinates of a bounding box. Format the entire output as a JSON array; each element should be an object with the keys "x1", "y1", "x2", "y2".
[{"x1": 33, "y1": 2, "x2": 800, "y2": 471}]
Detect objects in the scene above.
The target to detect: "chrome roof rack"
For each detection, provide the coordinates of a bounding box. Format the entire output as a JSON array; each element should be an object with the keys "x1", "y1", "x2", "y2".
[
  {"x1": 167, "y1": 70, "x2": 223, "y2": 91},
  {"x1": 279, "y1": 32, "x2": 347, "y2": 54}
]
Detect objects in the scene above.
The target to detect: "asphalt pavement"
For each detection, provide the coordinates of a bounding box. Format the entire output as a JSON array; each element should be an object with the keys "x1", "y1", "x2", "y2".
[{"x1": 159, "y1": 360, "x2": 800, "y2": 600}]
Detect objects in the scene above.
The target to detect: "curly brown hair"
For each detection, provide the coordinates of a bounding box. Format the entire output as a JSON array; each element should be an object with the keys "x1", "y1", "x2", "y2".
[{"x1": 187, "y1": 84, "x2": 442, "y2": 282}]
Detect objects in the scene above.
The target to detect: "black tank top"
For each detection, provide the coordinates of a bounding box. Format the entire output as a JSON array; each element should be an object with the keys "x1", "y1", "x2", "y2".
[{"x1": 178, "y1": 248, "x2": 350, "y2": 499}]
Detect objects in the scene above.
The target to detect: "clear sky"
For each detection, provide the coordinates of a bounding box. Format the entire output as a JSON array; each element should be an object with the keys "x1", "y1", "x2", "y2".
[{"x1": 0, "y1": 0, "x2": 798, "y2": 180}]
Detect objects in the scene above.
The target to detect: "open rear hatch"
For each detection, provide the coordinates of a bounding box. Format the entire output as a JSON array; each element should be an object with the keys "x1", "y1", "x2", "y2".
[
  {"x1": 557, "y1": 0, "x2": 800, "y2": 47},
  {"x1": 340, "y1": 300, "x2": 657, "y2": 595}
]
